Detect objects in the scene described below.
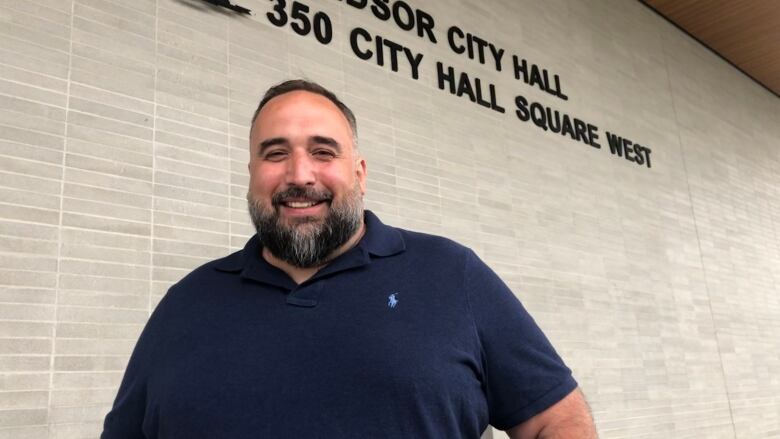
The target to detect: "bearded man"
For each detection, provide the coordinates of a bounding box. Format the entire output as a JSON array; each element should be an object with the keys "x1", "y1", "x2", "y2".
[{"x1": 101, "y1": 80, "x2": 598, "y2": 439}]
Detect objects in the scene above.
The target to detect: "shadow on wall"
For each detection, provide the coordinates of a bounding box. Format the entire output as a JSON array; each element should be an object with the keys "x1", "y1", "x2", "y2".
[{"x1": 173, "y1": 0, "x2": 253, "y2": 16}]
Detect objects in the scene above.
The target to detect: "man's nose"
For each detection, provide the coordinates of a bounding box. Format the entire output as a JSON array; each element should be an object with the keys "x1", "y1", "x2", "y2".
[{"x1": 285, "y1": 151, "x2": 316, "y2": 186}]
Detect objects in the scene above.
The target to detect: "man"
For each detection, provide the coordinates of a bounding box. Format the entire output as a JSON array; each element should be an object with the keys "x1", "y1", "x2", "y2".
[{"x1": 101, "y1": 80, "x2": 597, "y2": 438}]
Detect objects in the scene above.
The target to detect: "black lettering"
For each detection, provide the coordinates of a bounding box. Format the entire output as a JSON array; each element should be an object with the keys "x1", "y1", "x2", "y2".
[
  {"x1": 606, "y1": 132, "x2": 624, "y2": 157},
  {"x1": 530, "y1": 103, "x2": 547, "y2": 131},
  {"x1": 488, "y1": 84, "x2": 505, "y2": 113},
  {"x1": 266, "y1": 0, "x2": 288, "y2": 27},
  {"x1": 540, "y1": 68, "x2": 551, "y2": 93},
  {"x1": 644, "y1": 147, "x2": 652, "y2": 168},
  {"x1": 623, "y1": 139, "x2": 635, "y2": 162},
  {"x1": 512, "y1": 56, "x2": 528, "y2": 82},
  {"x1": 546, "y1": 107, "x2": 561, "y2": 133},
  {"x1": 375, "y1": 34, "x2": 384, "y2": 66},
  {"x1": 471, "y1": 35, "x2": 487, "y2": 65},
  {"x1": 392, "y1": 1, "x2": 415, "y2": 31},
  {"x1": 489, "y1": 44, "x2": 504, "y2": 72},
  {"x1": 560, "y1": 114, "x2": 574, "y2": 139},
  {"x1": 404, "y1": 48, "x2": 423, "y2": 79},
  {"x1": 529, "y1": 64, "x2": 543, "y2": 89},
  {"x1": 383, "y1": 39, "x2": 403, "y2": 72},
  {"x1": 346, "y1": 0, "x2": 367, "y2": 7},
  {"x1": 553, "y1": 74, "x2": 567, "y2": 100},
  {"x1": 289, "y1": 1, "x2": 311, "y2": 37},
  {"x1": 465, "y1": 33, "x2": 474, "y2": 59},
  {"x1": 447, "y1": 26, "x2": 465, "y2": 55},
  {"x1": 474, "y1": 77, "x2": 490, "y2": 108},
  {"x1": 573, "y1": 118, "x2": 587, "y2": 143},
  {"x1": 415, "y1": 10, "x2": 437, "y2": 43},
  {"x1": 312, "y1": 12, "x2": 333, "y2": 44},
  {"x1": 436, "y1": 62, "x2": 456, "y2": 94},
  {"x1": 515, "y1": 95, "x2": 530, "y2": 121},
  {"x1": 587, "y1": 124, "x2": 600, "y2": 148},
  {"x1": 349, "y1": 27, "x2": 372, "y2": 60},
  {"x1": 314, "y1": 11, "x2": 333, "y2": 44},
  {"x1": 633, "y1": 144, "x2": 645, "y2": 166},
  {"x1": 370, "y1": 0, "x2": 390, "y2": 20},
  {"x1": 457, "y1": 73, "x2": 476, "y2": 102}
]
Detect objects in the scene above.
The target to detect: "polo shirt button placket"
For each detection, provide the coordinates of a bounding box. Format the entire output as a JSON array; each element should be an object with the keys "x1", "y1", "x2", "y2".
[{"x1": 286, "y1": 280, "x2": 323, "y2": 308}]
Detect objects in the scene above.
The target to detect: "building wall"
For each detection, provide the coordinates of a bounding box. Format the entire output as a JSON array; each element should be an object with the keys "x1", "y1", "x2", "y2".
[{"x1": 0, "y1": 0, "x2": 778, "y2": 437}]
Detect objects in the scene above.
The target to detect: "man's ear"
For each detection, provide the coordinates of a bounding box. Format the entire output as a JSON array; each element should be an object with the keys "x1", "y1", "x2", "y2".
[{"x1": 356, "y1": 157, "x2": 367, "y2": 195}]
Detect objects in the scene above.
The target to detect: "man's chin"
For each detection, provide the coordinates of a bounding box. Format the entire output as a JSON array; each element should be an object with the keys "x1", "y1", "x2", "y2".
[
  {"x1": 277, "y1": 214, "x2": 324, "y2": 230},
  {"x1": 277, "y1": 204, "x2": 329, "y2": 222}
]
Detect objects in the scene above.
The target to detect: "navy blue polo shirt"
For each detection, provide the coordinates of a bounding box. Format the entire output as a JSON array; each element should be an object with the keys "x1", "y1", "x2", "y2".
[{"x1": 101, "y1": 211, "x2": 577, "y2": 439}]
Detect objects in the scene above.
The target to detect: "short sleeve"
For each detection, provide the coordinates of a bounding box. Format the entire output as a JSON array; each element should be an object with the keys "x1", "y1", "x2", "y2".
[
  {"x1": 464, "y1": 250, "x2": 578, "y2": 430},
  {"x1": 101, "y1": 289, "x2": 173, "y2": 439}
]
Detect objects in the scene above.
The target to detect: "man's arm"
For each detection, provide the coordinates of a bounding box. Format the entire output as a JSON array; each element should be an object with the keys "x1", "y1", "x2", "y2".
[{"x1": 506, "y1": 388, "x2": 598, "y2": 439}]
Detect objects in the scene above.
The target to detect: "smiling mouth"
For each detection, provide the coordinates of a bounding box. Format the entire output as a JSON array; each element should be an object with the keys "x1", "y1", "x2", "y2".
[
  {"x1": 272, "y1": 187, "x2": 333, "y2": 211},
  {"x1": 282, "y1": 200, "x2": 326, "y2": 209}
]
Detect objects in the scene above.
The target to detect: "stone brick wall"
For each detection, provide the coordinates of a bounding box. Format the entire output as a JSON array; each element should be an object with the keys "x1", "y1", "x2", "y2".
[{"x1": 0, "y1": 0, "x2": 778, "y2": 437}]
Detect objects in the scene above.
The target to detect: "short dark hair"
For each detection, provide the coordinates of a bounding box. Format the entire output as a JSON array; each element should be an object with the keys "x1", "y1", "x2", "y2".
[{"x1": 251, "y1": 79, "x2": 358, "y2": 145}]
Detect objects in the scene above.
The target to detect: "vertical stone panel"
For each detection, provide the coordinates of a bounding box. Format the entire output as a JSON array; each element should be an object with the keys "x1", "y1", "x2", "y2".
[
  {"x1": 0, "y1": 0, "x2": 71, "y2": 437},
  {"x1": 50, "y1": 0, "x2": 156, "y2": 436},
  {"x1": 0, "y1": 0, "x2": 777, "y2": 438},
  {"x1": 152, "y1": 0, "x2": 232, "y2": 306},
  {"x1": 662, "y1": 21, "x2": 780, "y2": 438}
]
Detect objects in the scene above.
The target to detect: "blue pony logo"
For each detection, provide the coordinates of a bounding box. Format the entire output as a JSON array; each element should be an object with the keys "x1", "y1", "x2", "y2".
[{"x1": 388, "y1": 293, "x2": 399, "y2": 308}]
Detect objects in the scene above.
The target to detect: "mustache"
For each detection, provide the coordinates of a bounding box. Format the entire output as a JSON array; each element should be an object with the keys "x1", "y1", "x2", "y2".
[{"x1": 271, "y1": 186, "x2": 333, "y2": 205}]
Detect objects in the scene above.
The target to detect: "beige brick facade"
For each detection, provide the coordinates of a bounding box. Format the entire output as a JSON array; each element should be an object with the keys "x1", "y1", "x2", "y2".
[{"x1": 0, "y1": 0, "x2": 778, "y2": 437}]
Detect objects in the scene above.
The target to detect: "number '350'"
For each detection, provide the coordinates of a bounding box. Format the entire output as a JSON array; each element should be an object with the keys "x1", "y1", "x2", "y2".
[{"x1": 267, "y1": 0, "x2": 333, "y2": 44}]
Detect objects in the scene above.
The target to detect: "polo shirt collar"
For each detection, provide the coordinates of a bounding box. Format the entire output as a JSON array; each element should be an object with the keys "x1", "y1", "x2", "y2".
[
  {"x1": 359, "y1": 210, "x2": 405, "y2": 257},
  {"x1": 214, "y1": 210, "x2": 405, "y2": 287}
]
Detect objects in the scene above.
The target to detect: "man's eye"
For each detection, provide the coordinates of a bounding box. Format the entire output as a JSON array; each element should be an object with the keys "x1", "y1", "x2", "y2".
[
  {"x1": 264, "y1": 151, "x2": 287, "y2": 160},
  {"x1": 313, "y1": 149, "x2": 336, "y2": 159}
]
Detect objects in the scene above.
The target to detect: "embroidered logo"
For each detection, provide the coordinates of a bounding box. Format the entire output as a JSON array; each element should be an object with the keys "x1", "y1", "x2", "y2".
[{"x1": 388, "y1": 293, "x2": 399, "y2": 309}]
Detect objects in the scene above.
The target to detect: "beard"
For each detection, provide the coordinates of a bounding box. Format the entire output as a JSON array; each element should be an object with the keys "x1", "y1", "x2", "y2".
[{"x1": 247, "y1": 183, "x2": 364, "y2": 268}]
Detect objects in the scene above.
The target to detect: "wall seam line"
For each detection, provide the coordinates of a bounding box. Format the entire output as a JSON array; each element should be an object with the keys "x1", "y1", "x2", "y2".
[
  {"x1": 657, "y1": 22, "x2": 739, "y2": 439},
  {"x1": 47, "y1": 0, "x2": 77, "y2": 433},
  {"x1": 150, "y1": 0, "x2": 159, "y2": 318},
  {"x1": 227, "y1": 13, "x2": 232, "y2": 253}
]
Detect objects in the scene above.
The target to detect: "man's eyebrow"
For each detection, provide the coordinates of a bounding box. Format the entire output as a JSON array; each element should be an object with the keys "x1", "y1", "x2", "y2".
[
  {"x1": 311, "y1": 135, "x2": 341, "y2": 152},
  {"x1": 258, "y1": 137, "x2": 287, "y2": 153}
]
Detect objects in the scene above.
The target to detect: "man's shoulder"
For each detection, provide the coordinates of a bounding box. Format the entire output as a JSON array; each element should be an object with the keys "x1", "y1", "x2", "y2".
[
  {"x1": 393, "y1": 225, "x2": 473, "y2": 259},
  {"x1": 363, "y1": 211, "x2": 472, "y2": 260},
  {"x1": 168, "y1": 246, "x2": 245, "y2": 292},
  {"x1": 383, "y1": 223, "x2": 495, "y2": 279}
]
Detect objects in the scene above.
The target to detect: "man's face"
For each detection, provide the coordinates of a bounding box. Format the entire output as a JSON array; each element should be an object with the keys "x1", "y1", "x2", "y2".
[{"x1": 247, "y1": 90, "x2": 367, "y2": 268}]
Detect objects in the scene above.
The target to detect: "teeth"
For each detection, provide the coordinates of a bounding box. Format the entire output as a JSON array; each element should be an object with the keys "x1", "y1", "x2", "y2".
[{"x1": 287, "y1": 201, "x2": 316, "y2": 208}]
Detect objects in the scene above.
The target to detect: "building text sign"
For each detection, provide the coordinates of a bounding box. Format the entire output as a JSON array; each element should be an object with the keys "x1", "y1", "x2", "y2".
[{"x1": 260, "y1": 0, "x2": 654, "y2": 169}]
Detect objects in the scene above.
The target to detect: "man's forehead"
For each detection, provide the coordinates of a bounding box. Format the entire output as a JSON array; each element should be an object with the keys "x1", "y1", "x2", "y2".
[
  {"x1": 260, "y1": 90, "x2": 342, "y2": 119},
  {"x1": 253, "y1": 90, "x2": 354, "y2": 139}
]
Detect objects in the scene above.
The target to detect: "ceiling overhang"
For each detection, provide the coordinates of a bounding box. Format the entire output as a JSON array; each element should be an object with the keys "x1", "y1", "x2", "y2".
[{"x1": 642, "y1": 0, "x2": 779, "y2": 98}]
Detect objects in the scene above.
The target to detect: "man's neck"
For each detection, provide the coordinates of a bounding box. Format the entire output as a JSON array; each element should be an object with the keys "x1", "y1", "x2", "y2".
[{"x1": 261, "y1": 221, "x2": 366, "y2": 285}]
